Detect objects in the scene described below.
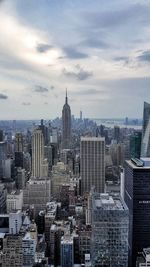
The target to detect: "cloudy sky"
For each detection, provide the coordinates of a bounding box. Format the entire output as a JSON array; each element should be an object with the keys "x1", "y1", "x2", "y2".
[{"x1": 0, "y1": 0, "x2": 150, "y2": 119}]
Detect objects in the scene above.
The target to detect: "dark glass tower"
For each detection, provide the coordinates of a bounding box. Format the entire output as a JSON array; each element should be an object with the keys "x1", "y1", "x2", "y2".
[
  {"x1": 130, "y1": 131, "x2": 142, "y2": 158},
  {"x1": 141, "y1": 101, "x2": 150, "y2": 157},
  {"x1": 62, "y1": 90, "x2": 71, "y2": 149},
  {"x1": 124, "y1": 158, "x2": 150, "y2": 267}
]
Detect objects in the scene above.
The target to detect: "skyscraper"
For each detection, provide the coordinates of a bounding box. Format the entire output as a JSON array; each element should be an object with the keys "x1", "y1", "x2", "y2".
[
  {"x1": 61, "y1": 235, "x2": 74, "y2": 267},
  {"x1": 124, "y1": 158, "x2": 150, "y2": 266},
  {"x1": 15, "y1": 133, "x2": 23, "y2": 152},
  {"x1": 0, "y1": 142, "x2": 7, "y2": 178},
  {"x1": 141, "y1": 101, "x2": 150, "y2": 157},
  {"x1": 91, "y1": 193, "x2": 129, "y2": 267},
  {"x1": 114, "y1": 125, "x2": 120, "y2": 143},
  {"x1": 62, "y1": 89, "x2": 71, "y2": 149},
  {"x1": 80, "y1": 137, "x2": 105, "y2": 194},
  {"x1": 130, "y1": 131, "x2": 142, "y2": 158},
  {"x1": 32, "y1": 128, "x2": 44, "y2": 178}
]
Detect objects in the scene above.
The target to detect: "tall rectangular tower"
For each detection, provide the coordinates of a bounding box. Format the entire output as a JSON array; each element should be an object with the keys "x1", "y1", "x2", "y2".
[
  {"x1": 15, "y1": 133, "x2": 23, "y2": 152},
  {"x1": 124, "y1": 158, "x2": 150, "y2": 266},
  {"x1": 80, "y1": 137, "x2": 105, "y2": 194},
  {"x1": 32, "y1": 128, "x2": 44, "y2": 178},
  {"x1": 141, "y1": 101, "x2": 150, "y2": 157}
]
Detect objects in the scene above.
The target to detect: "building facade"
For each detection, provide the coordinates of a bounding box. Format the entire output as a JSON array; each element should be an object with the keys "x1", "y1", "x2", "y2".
[
  {"x1": 141, "y1": 101, "x2": 150, "y2": 157},
  {"x1": 61, "y1": 235, "x2": 74, "y2": 267},
  {"x1": 91, "y1": 193, "x2": 129, "y2": 267},
  {"x1": 124, "y1": 158, "x2": 150, "y2": 267},
  {"x1": 80, "y1": 137, "x2": 105, "y2": 194},
  {"x1": 32, "y1": 128, "x2": 44, "y2": 178}
]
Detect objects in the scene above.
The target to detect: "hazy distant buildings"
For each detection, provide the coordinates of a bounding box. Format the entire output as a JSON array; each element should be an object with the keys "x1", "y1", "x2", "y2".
[
  {"x1": 124, "y1": 158, "x2": 150, "y2": 267},
  {"x1": 114, "y1": 125, "x2": 120, "y2": 143},
  {"x1": 0, "y1": 130, "x2": 3, "y2": 142},
  {"x1": 62, "y1": 90, "x2": 71, "y2": 149},
  {"x1": 80, "y1": 137, "x2": 105, "y2": 194},
  {"x1": 91, "y1": 193, "x2": 129, "y2": 267},
  {"x1": 141, "y1": 102, "x2": 150, "y2": 157}
]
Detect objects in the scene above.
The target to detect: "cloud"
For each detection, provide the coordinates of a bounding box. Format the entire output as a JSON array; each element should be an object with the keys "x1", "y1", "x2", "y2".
[
  {"x1": 100, "y1": 76, "x2": 150, "y2": 98},
  {"x1": 22, "y1": 102, "x2": 31, "y2": 106},
  {"x1": 81, "y1": 38, "x2": 109, "y2": 49},
  {"x1": 75, "y1": 89, "x2": 105, "y2": 95},
  {"x1": 34, "y1": 85, "x2": 49, "y2": 93},
  {"x1": 0, "y1": 93, "x2": 8, "y2": 99},
  {"x1": 63, "y1": 47, "x2": 88, "y2": 59},
  {"x1": 36, "y1": 43, "x2": 53, "y2": 53},
  {"x1": 137, "y1": 51, "x2": 150, "y2": 62},
  {"x1": 63, "y1": 65, "x2": 93, "y2": 81},
  {"x1": 114, "y1": 56, "x2": 129, "y2": 62},
  {"x1": 44, "y1": 102, "x2": 48, "y2": 105},
  {"x1": 84, "y1": 4, "x2": 150, "y2": 30}
]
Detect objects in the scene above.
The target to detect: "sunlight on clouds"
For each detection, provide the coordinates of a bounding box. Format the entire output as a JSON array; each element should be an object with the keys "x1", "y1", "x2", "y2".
[{"x1": 0, "y1": 12, "x2": 61, "y2": 67}]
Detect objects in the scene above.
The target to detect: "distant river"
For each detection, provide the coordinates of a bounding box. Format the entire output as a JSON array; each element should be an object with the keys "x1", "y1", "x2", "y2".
[{"x1": 93, "y1": 119, "x2": 142, "y2": 130}]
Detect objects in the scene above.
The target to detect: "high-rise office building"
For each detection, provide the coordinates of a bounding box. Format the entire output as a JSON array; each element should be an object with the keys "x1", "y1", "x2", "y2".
[
  {"x1": 130, "y1": 131, "x2": 142, "y2": 158},
  {"x1": 0, "y1": 184, "x2": 7, "y2": 214},
  {"x1": 124, "y1": 158, "x2": 150, "y2": 266},
  {"x1": 23, "y1": 177, "x2": 51, "y2": 216},
  {"x1": 32, "y1": 128, "x2": 44, "y2": 178},
  {"x1": 0, "y1": 142, "x2": 7, "y2": 178},
  {"x1": 91, "y1": 193, "x2": 129, "y2": 267},
  {"x1": 61, "y1": 235, "x2": 74, "y2": 267},
  {"x1": 22, "y1": 230, "x2": 37, "y2": 266},
  {"x1": 15, "y1": 132, "x2": 24, "y2": 168},
  {"x1": 62, "y1": 90, "x2": 71, "y2": 149},
  {"x1": 15, "y1": 133, "x2": 23, "y2": 152},
  {"x1": 114, "y1": 125, "x2": 120, "y2": 143},
  {"x1": 141, "y1": 101, "x2": 150, "y2": 157},
  {"x1": 80, "y1": 110, "x2": 83, "y2": 121},
  {"x1": 0, "y1": 130, "x2": 3, "y2": 142},
  {"x1": 80, "y1": 137, "x2": 105, "y2": 194}
]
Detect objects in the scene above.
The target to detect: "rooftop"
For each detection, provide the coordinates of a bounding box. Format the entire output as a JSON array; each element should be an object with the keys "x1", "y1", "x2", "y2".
[
  {"x1": 127, "y1": 158, "x2": 150, "y2": 169},
  {"x1": 61, "y1": 235, "x2": 73, "y2": 244},
  {"x1": 93, "y1": 193, "x2": 127, "y2": 211},
  {"x1": 81, "y1": 136, "x2": 105, "y2": 142}
]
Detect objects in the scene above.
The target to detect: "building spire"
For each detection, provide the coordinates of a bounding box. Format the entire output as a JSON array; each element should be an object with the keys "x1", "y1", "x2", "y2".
[{"x1": 65, "y1": 88, "x2": 68, "y2": 104}]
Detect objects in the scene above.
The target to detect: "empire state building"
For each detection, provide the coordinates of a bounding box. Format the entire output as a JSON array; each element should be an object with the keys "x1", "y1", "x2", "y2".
[{"x1": 62, "y1": 90, "x2": 71, "y2": 148}]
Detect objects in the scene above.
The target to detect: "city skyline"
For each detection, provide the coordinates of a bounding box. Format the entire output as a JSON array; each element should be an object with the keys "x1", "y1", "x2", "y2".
[{"x1": 0, "y1": 0, "x2": 150, "y2": 119}]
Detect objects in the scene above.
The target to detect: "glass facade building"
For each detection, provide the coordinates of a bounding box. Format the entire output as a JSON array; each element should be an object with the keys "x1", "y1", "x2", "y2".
[
  {"x1": 124, "y1": 158, "x2": 150, "y2": 267},
  {"x1": 0, "y1": 142, "x2": 7, "y2": 178},
  {"x1": 141, "y1": 102, "x2": 150, "y2": 157},
  {"x1": 130, "y1": 131, "x2": 142, "y2": 159},
  {"x1": 61, "y1": 235, "x2": 74, "y2": 267},
  {"x1": 91, "y1": 193, "x2": 129, "y2": 267}
]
